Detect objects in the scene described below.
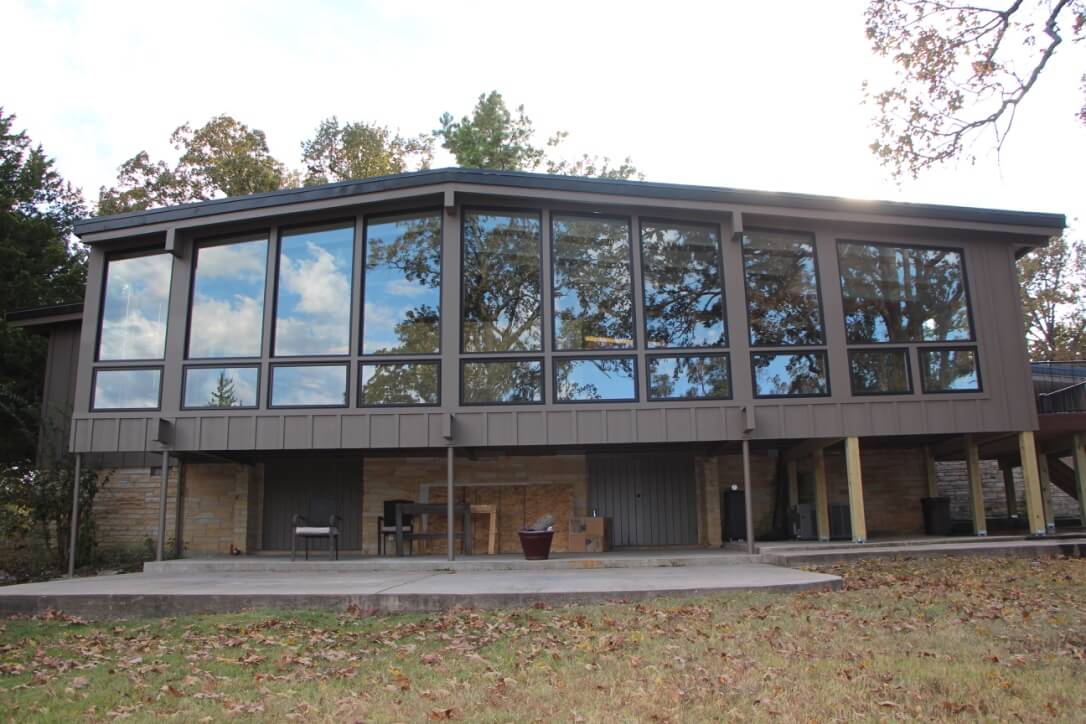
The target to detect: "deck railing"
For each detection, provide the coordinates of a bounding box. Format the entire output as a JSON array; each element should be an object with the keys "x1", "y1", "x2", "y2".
[{"x1": 1032, "y1": 360, "x2": 1086, "y2": 413}]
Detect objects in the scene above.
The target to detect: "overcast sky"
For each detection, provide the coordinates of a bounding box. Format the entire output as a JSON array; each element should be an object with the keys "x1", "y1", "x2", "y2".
[{"x1": 3, "y1": 0, "x2": 1083, "y2": 234}]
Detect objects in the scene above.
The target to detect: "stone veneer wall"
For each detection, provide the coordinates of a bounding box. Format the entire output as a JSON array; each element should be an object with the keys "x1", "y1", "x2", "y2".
[
  {"x1": 936, "y1": 459, "x2": 1079, "y2": 520},
  {"x1": 92, "y1": 467, "x2": 179, "y2": 553}
]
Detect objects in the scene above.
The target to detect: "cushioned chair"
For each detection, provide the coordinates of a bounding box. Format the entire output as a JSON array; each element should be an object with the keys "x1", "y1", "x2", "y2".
[
  {"x1": 291, "y1": 496, "x2": 342, "y2": 560},
  {"x1": 377, "y1": 499, "x2": 414, "y2": 556}
]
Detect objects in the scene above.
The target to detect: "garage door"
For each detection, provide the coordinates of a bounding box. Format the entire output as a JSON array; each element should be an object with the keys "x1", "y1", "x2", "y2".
[{"x1": 587, "y1": 452, "x2": 698, "y2": 546}]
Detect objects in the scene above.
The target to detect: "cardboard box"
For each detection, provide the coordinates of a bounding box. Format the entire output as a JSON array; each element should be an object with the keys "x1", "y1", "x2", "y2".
[
  {"x1": 568, "y1": 517, "x2": 611, "y2": 552},
  {"x1": 568, "y1": 533, "x2": 606, "y2": 553}
]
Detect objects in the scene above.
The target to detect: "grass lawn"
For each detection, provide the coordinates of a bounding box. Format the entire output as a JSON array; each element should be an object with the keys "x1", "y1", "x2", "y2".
[{"x1": 1, "y1": 556, "x2": 1083, "y2": 722}]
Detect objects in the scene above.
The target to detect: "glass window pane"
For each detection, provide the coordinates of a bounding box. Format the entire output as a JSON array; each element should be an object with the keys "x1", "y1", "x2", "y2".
[
  {"x1": 359, "y1": 362, "x2": 439, "y2": 406},
  {"x1": 641, "y1": 221, "x2": 725, "y2": 348},
  {"x1": 362, "y1": 213, "x2": 441, "y2": 354},
  {"x1": 552, "y1": 215, "x2": 634, "y2": 350},
  {"x1": 555, "y1": 357, "x2": 636, "y2": 402},
  {"x1": 743, "y1": 231, "x2": 824, "y2": 346},
  {"x1": 849, "y1": 349, "x2": 911, "y2": 395},
  {"x1": 752, "y1": 352, "x2": 829, "y2": 397},
  {"x1": 92, "y1": 369, "x2": 161, "y2": 410},
  {"x1": 838, "y1": 242, "x2": 973, "y2": 343},
  {"x1": 920, "y1": 348, "x2": 980, "y2": 392},
  {"x1": 462, "y1": 360, "x2": 543, "y2": 404},
  {"x1": 273, "y1": 224, "x2": 354, "y2": 356},
  {"x1": 648, "y1": 355, "x2": 731, "y2": 400},
  {"x1": 270, "y1": 364, "x2": 348, "y2": 407},
  {"x1": 462, "y1": 211, "x2": 542, "y2": 352},
  {"x1": 188, "y1": 238, "x2": 267, "y2": 358},
  {"x1": 183, "y1": 367, "x2": 259, "y2": 408},
  {"x1": 98, "y1": 254, "x2": 173, "y2": 360}
]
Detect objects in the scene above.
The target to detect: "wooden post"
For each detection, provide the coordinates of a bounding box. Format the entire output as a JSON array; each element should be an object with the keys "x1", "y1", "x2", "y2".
[
  {"x1": 1037, "y1": 449, "x2": 1056, "y2": 533},
  {"x1": 1073, "y1": 433, "x2": 1086, "y2": 526},
  {"x1": 67, "y1": 453, "x2": 81, "y2": 577},
  {"x1": 742, "y1": 439, "x2": 754, "y2": 555},
  {"x1": 786, "y1": 460, "x2": 799, "y2": 511},
  {"x1": 844, "y1": 437, "x2": 867, "y2": 544},
  {"x1": 1018, "y1": 431, "x2": 1047, "y2": 536},
  {"x1": 813, "y1": 447, "x2": 830, "y2": 542},
  {"x1": 923, "y1": 445, "x2": 939, "y2": 498},
  {"x1": 156, "y1": 450, "x2": 169, "y2": 561},
  {"x1": 999, "y1": 459, "x2": 1018, "y2": 518},
  {"x1": 965, "y1": 435, "x2": 987, "y2": 536}
]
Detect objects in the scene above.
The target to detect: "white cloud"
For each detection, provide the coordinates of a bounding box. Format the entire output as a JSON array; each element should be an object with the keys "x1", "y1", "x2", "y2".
[{"x1": 189, "y1": 294, "x2": 264, "y2": 358}]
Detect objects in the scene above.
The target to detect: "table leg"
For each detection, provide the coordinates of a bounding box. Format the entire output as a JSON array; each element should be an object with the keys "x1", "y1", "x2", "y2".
[
  {"x1": 488, "y1": 510, "x2": 497, "y2": 555},
  {"x1": 463, "y1": 506, "x2": 473, "y2": 556},
  {"x1": 395, "y1": 506, "x2": 403, "y2": 557}
]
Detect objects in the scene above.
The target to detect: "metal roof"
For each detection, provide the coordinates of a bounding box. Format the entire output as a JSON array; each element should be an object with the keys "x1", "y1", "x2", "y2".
[{"x1": 73, "y1": 167, "x2": 1067, "y2": 237}]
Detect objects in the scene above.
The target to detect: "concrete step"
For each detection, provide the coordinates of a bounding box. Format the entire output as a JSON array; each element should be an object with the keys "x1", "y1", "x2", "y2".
[{"x1": 761, "y1": 537, "x2": 1086, "y2": 566}]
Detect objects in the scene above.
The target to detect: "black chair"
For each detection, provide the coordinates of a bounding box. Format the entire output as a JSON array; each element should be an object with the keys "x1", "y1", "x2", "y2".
[
  {"x1": 377, "y1": 499, "x2": 414, "y2": 556},
  {"x1": 291, "y1": 496, "x2": 342, "y2": 560}
]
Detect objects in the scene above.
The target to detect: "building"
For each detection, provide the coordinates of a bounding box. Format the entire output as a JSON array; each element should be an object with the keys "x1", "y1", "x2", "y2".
[{"x1": 14, "y1": 168, "x2": 1085, "y2": 559}]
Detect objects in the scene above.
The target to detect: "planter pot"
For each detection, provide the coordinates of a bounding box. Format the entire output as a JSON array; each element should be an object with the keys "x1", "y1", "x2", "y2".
[{"x1": 517, "y1": 529, "x2": 555, "y2": 560}]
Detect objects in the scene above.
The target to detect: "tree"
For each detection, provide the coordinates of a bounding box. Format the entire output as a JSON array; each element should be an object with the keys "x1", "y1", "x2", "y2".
[
  {"x1": 98, "y1": 115, "x2": 294, "y2": 214},
  {"x1": 436, "y1": 91, "x2": 642, "y2": 179},
  {"x1": 1018, "y1": 235, "x2": 1086, "y2": 360},
  {"x1": 0, "y1": 108, "x2": 87, "y2": 464},
  {"x1": 207, "y1": 371, "x2": 239, "y2": 408},
  {"x1": 864, "y1": 0, "x2": 1085, "y2": 178},
  {"x1": 301, "y1": 117, "x2": 432, "y2": 186}
]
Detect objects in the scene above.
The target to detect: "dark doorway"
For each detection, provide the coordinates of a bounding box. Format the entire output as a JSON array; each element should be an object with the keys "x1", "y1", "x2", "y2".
[
  {"x1": 587, "y1": 451, "x2": 698, "y2": 546},
  {"x1": 261, "y1": 456, "x2": 363, "y2": 550}
]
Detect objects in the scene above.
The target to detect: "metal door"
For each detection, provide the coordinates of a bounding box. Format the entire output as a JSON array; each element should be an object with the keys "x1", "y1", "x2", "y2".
[
  {"x1": 261, "y1": 456, "x2": 363, "y2": 550},
  {"x1": 587, "y1": 452, "x2": 698, "y2": 546}
]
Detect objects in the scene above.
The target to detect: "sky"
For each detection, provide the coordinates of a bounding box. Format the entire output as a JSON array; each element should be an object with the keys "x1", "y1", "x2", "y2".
[{"x1": 2, "y1": 0, "x2": 1083, "y2": 235}]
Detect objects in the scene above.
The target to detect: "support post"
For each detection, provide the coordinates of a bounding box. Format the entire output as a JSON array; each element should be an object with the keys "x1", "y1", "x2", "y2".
[
  {"x1": 844, "y1": 437, "x2": 867, "y2": 544},
  {"x1": 1073, "y1": 433, "x2": 1086, "y2": 526},
  {"x1": 813, "y1": 447, "x2": 830, "y2": 542},
  {"x1": 786, "y1": 460, "x2": 799, "y2": 511},
  {"x1": 1018, "y1": 431, "x2": 1047, "y2": 536},
  {"x1": 157, "y1": 450, "x2": 169, "y2": 561},
  {"x1": 965, "y1": 435, "x2": 987, "y2": 536},
  {"x1": 447, "y1": 446, "x2": 455, "y2": 562},
  {"x1": 923, "y1": 445, "x2": 939, "y2": 498},
  {"x1": 1037, "y1": 449, "x2": 1056, "y2": 533},
  {"x1": 999, "y1": 459, "x2": 1018, "y2": 518},
  {"x1": 742, "y1": 439, "x2": 754, "y2": 555},
  {"x1": 67, "y1": 453, "x2": 82, "y2": 577}
]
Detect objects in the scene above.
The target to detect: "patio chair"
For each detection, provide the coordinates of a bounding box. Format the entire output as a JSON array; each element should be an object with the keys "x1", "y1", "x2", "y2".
[
  {"x1": 291, "y1": 496, "x2": 342, "y2": 560},
  {"x1": 377, "y1": 499, "x2": 414, "y2": 556}
]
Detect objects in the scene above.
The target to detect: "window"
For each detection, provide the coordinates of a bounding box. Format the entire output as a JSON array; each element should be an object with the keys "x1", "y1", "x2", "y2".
[
  {"x1": 848, "y1": 349, "x2": 911, "y2": 395},
  {"x1": 273, "y1": 223, "x2": 354, "y2": 356},
  {"x1": 362, "y1": 212, "x2": 441, "y2": 354},
  {"x1": 838, "y1": 241, "x2": 973, "y2": 343},
  {"x1": 647, "y1": 354, "x2": 731, "y2": 401},
  {"x1": 98, "y1": 253, "x2": 173, "y2": 360},
  {"x1": 552, "y1": 215, "x2": 634, "y2": 350},
  {"x1": 462, "y1": 359, "x2": 544, "y2": 405},
  {"x1": 555, "y1": 357, "x2": 637, "y2": 402},
  {"x1": 359, "y1": 362, "x2": 439, "y2": 406},
  {"x1": 91, "y1": 368, "x2": 162, "y2": 410},
  {"x1": 182, "y1": 366, "x2": 259, "y2": 409},
  {"x1": 743, "y1": 231, "x2": 824, "y2": 346},
  {"x1": 269, "y1": 364, "x2": 348, "y2": 407},
  {"x1": 751, "y1": 352, "x2": 829, "y2": 397},
  {"x1": 641, "y1": 221, "x2": 725, "y2": 348},
  {"x1": 462, "y1": 210, "x2": 542, "y2": 352},
  {"x1": 920, "y1": 347, "x2": 981, "y2": 392},
  {"x1": 188, "y1": 237, "x2": 267, "y2": 358}
]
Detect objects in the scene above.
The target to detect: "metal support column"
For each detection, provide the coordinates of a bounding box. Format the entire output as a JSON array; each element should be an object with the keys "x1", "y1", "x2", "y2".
[
  {"x1": 447, "y1": 446, "x2": 455, "y2": 562},
  {"x1": 742, "y1": 439, "x2": 754, "y2": 555},
  {"x1": 67, "y1": 453, "x2": 82, "y2": 577},
  {"x1": 813, "y1": 448, "x2": 830, "y2": 542},
  {"x1": 965, "y1": 435, "x2": 987, "y2": 536},
  {"x1": 156, "y1": 450, "x2": 169, "y2": 561}
]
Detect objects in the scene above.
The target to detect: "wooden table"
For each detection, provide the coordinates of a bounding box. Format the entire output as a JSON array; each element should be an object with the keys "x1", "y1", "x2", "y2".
[
  {"x1": 470, "y1": 504, "x2": 498, "y2": 555},
  {"x1": 395, "y1": 502, "x2": 473, "y2": 557}
]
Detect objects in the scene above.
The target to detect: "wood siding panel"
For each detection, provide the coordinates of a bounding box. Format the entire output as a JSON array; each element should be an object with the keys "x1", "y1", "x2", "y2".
[
  {"x1": 486, "y1": 412, "x2": 515, "y2": 446},
  {"x1": 341, "y1": 415, "x2": 370, "y2": 447},
  {"x1": 398, "y1": 414, "x2": 428, "y2": 447},
  {"x1": 517, "y1": 412, "x2": 546, "y2": 445},
  {"x1": 577, "y1": 410, "x2": 605, "y2": 445},
  {"x1": 227, "y1": 417, "x2": 255, "y2": 450},
  {"x1": 547, "y1": 411, "x2": 575, "y2": 444},
  {"x1": 313, "y1": 415, "x2": 342, "y2": 448},
  {"x1": 255, "y1": 417, "x2": 283, "y2": 449},
  {"x1": 606, "y1": 410, "x2": 635, "y2": 443},
  {"x1": 117, "y1": 418, "x2": 147, "y2": 451},
  {"x1": 283, "y1": 416, "x2": 312, "y2": 449},
  {"x1": 370, "y1": 415, "x2": 398, "y2": 447}
]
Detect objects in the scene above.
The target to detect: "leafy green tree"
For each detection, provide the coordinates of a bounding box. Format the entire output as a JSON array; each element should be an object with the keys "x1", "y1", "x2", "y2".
[
  {"x1": 1018, "y1": 236, "x2": 1086, "y2": 360},
  {"x1": 207, "y1": 371, "x2": 239, "y2": 408},
  {"x1": 436, "y1": 91, "x2": 642, "y2": 179},
  {"x1": 301, "y1": 117, "x2": 433, "y2": 185},
  {"x1": 864, "y1": 0, "x2": 1085, "y2": 179},
  {"x1": 0, "y1": 108, "x2": 87, "y2": 464}
]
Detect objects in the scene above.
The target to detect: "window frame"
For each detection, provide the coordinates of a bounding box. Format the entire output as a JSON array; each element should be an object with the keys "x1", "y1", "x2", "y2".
[
  {"x1": 846, "y1": 347, "x2": 914, "y2": 397},
  {"x1": 749, "y1": 350, "x2": 832, "y2": 399},
  {"x1": 90, "y1": 366, "x2": 164, "y2": 412},
  {"x1": 459, "y1": 357, "x2": 546, "y2": 407},
  {"x1": 552, "y1": 354, "x2": 640, "y2": 404},
  {"x1": 267, "y1": 361, "x2": 351, "y2": 409},
  {"x1": 357, "y1": 359, "x2": 442, "y2": 408},
  {"x1": 741, "y1": 227, "x2": 827, "y2": 348},
  {"x1": 645, "y1": 352, "x2": 733, "y2": 402},
  {"x1": 918, "y1": 345, "x2": 983, "y2": 394},
  {"x1": 95, "y1": 249, "x2": 175, "y2": 363},
  {"x1": 180, "y1": 363, "x2": 262, "y2": 411}
]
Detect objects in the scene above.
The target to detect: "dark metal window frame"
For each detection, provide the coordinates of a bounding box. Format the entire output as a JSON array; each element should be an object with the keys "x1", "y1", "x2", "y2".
[
  {"x1": 741, "y1": 227, "x2": 827, "y2": 348},
  {"x1": 357, "y1": 359, "x2": 442, "y2": 408},
  {"x1": 459, "y1": 357, "x2": 546, "y2": 407},
  {"x1": 268, "y1": 361, "x2": 351, "y2": 409},
  {"x1": 918, "y1": 345, "x2": 983, "y2": 394},
  {"x1": 95, "y1": 248, "x2": 175, "y2": 363},
  {"x1": 552, "y1": 354, "x2": 640, "y2": 404},
  {"x1": 846, "y1": 347, "x2": 914, "y2": 397},
  {"x1": 638, "y1": 216, "x2": 729, "y2": 350},
  {"x1": 646, "y1": 352, "x2": 733, "y2": 402},
  {"x1": 90, "y1": 366, "x2": 164, "y2": 412},
  {"x1": 749, "y1": 349, "x2": 832, "y2": 399},
  {"x1": 180, "y1": 363, "x2": 262, "y2": 410}
]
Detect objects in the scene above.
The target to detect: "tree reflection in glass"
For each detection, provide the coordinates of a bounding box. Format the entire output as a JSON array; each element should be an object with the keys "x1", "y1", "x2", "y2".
[
  {"x1": 555, "y1": 357, "x2": 636, "y2": 401},
  {"x1": 273, "y1": 224, "x2": 354, "y2": 356},
  {"x1": 743, "y1": 231, "x2": 824, "y2": 346},
  {"x1": 188, "y1": 238, "x2": 267, "y2": 358},
  {"x1": 98, "y1": 254, "x2": 173, "y2": 360},
  {"x1": 359, "y1": 362, "x2": 439, "y2": 406},
  {"x1": 920, "y1": 348, "x2": 980, "y2": 391},
  {"x1": 183, "y1": 367, "x2": 259, "y2": 408},
  {"x1": 648, "y1": 355, "x2": 731, "y2": 400},
  {"x1": 462, "y1": 211, "x2": 542, "y2": 352},
  {"x1": 362, "y1": 213, "x2": 441, "y2": 354},
  {"x1": 848, "y1": 349, "x2": 911, "y2": 394},
  {"x1": 641, "y1": 222, "x2": 725, "y2": 348},
  {"x1": 552, "y1": 215, "x2": 633, "y2": 350},
  {"x1": 752, "y1": 352, "x2": 829, "y2": 396},
  {"x1": 838, "y1": 242, "x2": 972, "y2": 343},
  {"x1": 462, "y1": 360, "x2": 543, "y2": 404}
]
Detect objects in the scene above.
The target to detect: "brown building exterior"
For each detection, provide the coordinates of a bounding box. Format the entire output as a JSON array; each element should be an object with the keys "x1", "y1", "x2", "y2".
[{"x1": 12, "y1": 168, "x2": 1085, "y2": 558}]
